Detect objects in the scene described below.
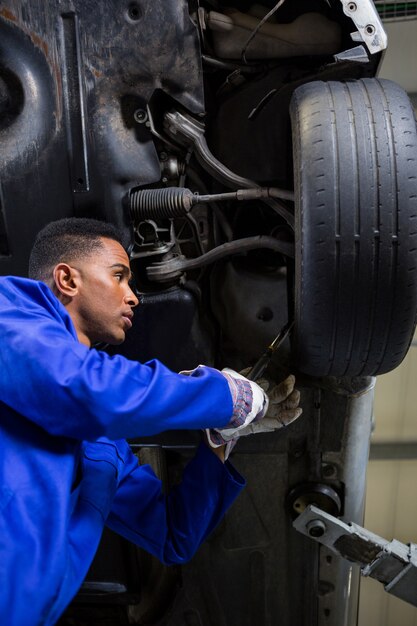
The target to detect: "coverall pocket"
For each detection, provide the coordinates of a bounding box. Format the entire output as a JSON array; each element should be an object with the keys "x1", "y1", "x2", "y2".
[{"x1": 80, "y1": 441, "x2": 124, "y2": 520}]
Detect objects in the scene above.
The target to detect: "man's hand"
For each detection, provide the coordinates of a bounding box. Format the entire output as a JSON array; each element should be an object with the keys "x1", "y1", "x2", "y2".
[
  {"x1": 236, "y1": 375, "x2": 301, "y2": 435},
  {"x1": 206, "y1": 374, "x2": 302, "y2": 459}
]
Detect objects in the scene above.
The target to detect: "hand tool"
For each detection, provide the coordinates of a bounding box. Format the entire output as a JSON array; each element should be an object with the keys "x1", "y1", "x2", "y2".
[{"x1": 246, "y1": 320, "x2": 294, "y2": 381}]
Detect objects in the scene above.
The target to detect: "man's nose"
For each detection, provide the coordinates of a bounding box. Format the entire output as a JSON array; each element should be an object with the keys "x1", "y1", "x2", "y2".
[{"x1": 125, "y1": 286, "x2": 139, "y2": 307}]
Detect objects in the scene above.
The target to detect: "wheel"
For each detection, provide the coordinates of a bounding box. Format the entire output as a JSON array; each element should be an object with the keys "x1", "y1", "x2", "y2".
[{"x1": 290, "y1": 78, "x2": 417, "y2": 377}]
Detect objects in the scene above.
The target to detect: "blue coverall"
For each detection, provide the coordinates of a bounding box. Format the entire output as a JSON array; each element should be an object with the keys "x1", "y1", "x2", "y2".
[{"x1": 0, "y1": 277, "x2": 245, "y2": 625}]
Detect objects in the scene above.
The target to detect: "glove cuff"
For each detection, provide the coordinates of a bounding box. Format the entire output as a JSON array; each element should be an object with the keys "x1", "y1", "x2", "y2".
[
  {"x1": 221, "y1": 369, "x2": 269, "y2": 434},
  {"x1": 205, "y1": 427, "x2": 228, "y2": 447},
  {"x1": 221, "y1": 371, "x2": 254, "y2": 429},
  {"x1": 205, "y1": 429, "x2": 237, "y2": 461}
]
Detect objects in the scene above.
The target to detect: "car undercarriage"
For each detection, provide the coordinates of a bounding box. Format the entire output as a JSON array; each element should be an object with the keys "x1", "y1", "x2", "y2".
[{"x1": 1, "y1": 1, "x2": 417, "y2": 624}]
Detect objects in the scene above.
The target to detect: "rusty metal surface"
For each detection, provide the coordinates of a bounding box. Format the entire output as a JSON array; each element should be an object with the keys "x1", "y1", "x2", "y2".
[{"x1": 0, "y1": 0, "x2": 203, "y2": 275}]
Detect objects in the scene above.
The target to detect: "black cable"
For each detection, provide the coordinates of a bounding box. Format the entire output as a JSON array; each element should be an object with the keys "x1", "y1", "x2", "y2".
[{"x1": 241, "y1": 0, "x2": 287, "y2": 64}]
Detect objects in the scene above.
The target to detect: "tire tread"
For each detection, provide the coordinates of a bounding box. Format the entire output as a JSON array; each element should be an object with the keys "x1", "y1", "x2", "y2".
[{"x1": 290, "y1": 78, "x2": 417, "y2": 377}]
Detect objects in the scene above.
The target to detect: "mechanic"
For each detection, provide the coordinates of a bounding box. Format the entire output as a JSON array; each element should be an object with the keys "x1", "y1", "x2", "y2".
[{"x1": 0, "y1": 218, "x2": 301, "y2": 626}]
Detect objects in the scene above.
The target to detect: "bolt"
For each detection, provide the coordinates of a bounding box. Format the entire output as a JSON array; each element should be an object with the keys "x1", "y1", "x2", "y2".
[
  {"x1": 365, "y1": 24, "x2": 375, "y2": 35},
  {"x1": 322, "y1": 464, "x2": 337, "y2": 478},
  {"x1": 307, "y1": 519, "x2": 327, "y2": 538},
  {"x1": 134, "y1": 109, "x2": 148, "y2": 124},
  {"x1": 347, "y1": 2, "x2": 357, "y2": 11}
]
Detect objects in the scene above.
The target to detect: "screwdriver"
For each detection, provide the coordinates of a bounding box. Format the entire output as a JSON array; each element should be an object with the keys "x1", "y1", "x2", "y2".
[{"x1": 246, "y1": 320, "x2": 294, "y2": 382}]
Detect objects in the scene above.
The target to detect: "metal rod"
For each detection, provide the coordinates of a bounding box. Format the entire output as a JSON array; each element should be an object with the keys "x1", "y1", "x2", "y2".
[{"x1": 246, "y1": 320, "x2": 294, "y2": 381}]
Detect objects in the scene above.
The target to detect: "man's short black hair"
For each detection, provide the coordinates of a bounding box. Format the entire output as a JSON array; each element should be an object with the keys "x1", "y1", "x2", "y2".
[{"x1": 28, "y1": 217, "x2": 125, "y2": 282}]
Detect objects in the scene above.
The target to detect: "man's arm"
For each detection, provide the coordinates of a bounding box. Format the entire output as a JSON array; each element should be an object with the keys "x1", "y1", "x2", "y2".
[
  {"x1": 207, "y1": 443, "x2": 226, "y2": 463},
  {"x1": 0, "y1": 278, "x2": 267, "y2": 442},
  {"x1": 0, "y1": 284, "x2": 233, "y2": 440},
  {"x1": 106, "y1": 441, "x2": 244, "y2": 565}
]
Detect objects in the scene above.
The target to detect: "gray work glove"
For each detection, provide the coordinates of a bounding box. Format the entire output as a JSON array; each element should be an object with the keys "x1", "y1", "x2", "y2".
[
  {"x1": 206, "y1": 374, "x2": 302, "y2": 459},
  {"x1": 236, "y1": 374, "x2": 302, "y2": 435}
]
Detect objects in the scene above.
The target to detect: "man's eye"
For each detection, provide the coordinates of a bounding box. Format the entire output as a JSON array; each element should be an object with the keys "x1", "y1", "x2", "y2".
[{"x1": 115, "y1": 274, "x2": 123, "y2": 281}]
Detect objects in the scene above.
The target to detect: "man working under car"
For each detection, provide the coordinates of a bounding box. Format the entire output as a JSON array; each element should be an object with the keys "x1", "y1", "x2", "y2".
[{"x1": 0, "y1": 217, "x2": 301, "y2": 626}]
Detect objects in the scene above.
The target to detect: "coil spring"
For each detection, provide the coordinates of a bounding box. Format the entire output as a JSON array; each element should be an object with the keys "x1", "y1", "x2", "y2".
[{"x1": 129, "y1": 187, "x2": 195, "y2": 222}]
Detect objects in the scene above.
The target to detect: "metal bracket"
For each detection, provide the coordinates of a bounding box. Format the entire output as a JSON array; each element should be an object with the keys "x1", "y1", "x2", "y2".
[
  {"x1": 294, "y1": 505, "x2": 417, "y2": 608},
  {"x1": 340, "y1": 0, "x2": 387, "y2": 54}
]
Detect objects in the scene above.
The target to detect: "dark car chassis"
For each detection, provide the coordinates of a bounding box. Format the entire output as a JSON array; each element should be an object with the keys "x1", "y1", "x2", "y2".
[{"x1": 1, "y1": 1, "x2": 417, "y2": 625}]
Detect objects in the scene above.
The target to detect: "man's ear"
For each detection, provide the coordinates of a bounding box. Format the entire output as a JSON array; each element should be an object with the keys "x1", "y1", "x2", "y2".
[{"x1": 53, "y1": 263, "x2": 81, "y2": 300}]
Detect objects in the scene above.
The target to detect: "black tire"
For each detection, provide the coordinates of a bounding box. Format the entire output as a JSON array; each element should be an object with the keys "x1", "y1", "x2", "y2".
[{"x1": 290, "y1": 79, "x2": 417, "y2": 377}]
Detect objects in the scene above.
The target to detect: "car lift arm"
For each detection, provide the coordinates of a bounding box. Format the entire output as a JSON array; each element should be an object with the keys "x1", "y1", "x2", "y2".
[{"x1": 294, "y1": 505, "x2": 417, "y2": 608}]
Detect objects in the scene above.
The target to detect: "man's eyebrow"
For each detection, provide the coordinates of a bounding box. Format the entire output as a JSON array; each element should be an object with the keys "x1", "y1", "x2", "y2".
[{"x1": 109, "y1": 263, "x2": 133, "y2": 279}]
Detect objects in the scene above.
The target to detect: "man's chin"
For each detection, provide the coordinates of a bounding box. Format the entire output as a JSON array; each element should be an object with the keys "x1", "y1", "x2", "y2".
[
  {"x1": 94, "y1": 330, "x2": 126, "y2": 347},
  {"x1": 107, "y1": 332, "x2": 126, "y2": 346}
]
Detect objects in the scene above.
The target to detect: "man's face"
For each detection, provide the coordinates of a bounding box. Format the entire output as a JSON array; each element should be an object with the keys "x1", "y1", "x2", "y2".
[{"x1": 69, "y1": 237, "x2": 139, "y2": 346}]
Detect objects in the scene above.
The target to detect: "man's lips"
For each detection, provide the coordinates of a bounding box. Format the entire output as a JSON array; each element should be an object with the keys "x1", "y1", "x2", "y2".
[{"x1": 122, "y1": 314, "x2": 133, "y2": 329}]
